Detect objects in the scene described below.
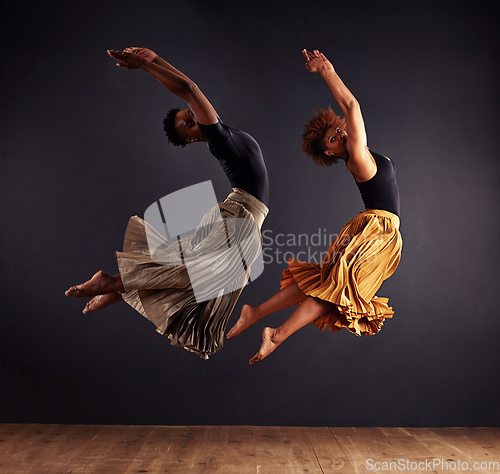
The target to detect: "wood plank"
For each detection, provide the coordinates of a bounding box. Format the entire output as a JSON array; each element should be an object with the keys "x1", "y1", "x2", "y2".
[
  {"x1": 0, "y1": 423, "x2": 31, "y2": 469},
  {"x1": 378, "y1": 427, "x2": 470, "y2": 473},
  {"x1": 351, "y1": 427, "x2": 401, "y2": 457},
  {"x1": 330, "y1": 427, "x2": 377, "y2": 473},
  {"x1": 37, "y1": 424, "x2": 103, "y2": 473},
  {"x1": 330, "y1": 427, "x2": 438, "y2": 474},
  {"x1": 254, "y1": 425, "x2": 290, "y2": 474},
  {"x1": 307, "y1": 426, "x2": 355, "y2": 473},
  {"x1": 158, "y1": 426, "x2": 207, "y2": 472},
  {"x1": 123, "y1": 425, "x2": 181, "y2": 473},
  {"x1": 0, "y1": 425, "x2": 499, "y2": 473},
  {"x1": 278, "y1": 426, "x2": 323, "y2": 473},
  {"x1": 223, "y1": 425, "x2": 256, "y2": 473},
  {"x1": 191, "y1": 425, "x2": 226, "y2": 473},
  {"x1": 0, "y1": 423, "x2": 30, "y2": 437},
  {"x1": 378, "y1": 427, "x2": 435, "y2": 461},
  {"x1": 455, "y1": 427, "x2": 500, "y2": 456},
  {"x1": 430, "y1": 428, "x2": 500, "y2": 471},
  {"x1": 401, "y1": 427, "x2": 468, "y2": 474},
  {"x1": 66, "y1": 425, "x2": 152, "y2": 473},
  {"x1": 1, "y1": 424, "x2": 66, "y2": 473}
]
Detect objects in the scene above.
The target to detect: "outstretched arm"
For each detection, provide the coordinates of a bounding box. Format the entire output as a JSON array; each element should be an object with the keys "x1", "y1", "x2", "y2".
[
  {"x1": 303, "y1": 49, "x2": 375, "y2": 180},
  {"x1": 107, "y1": 48, "x2": 218, "y2": 126}
]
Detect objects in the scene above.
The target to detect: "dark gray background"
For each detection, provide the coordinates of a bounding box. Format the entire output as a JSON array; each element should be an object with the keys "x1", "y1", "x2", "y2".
[{"x1": 1, "y1": 0, "x2": 498, "y2": 426}]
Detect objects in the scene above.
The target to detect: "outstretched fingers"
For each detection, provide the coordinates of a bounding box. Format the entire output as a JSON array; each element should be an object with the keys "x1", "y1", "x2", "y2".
[
  {"x1": 302, "y1": 49, "x2": 325, "y2": 60},
  {"x1": 107, "y1": 49, "x2": 124, "y2": 67},
  {"x1": 106, "y1": 49, "x2": 134, "y2": 68},
  {"x1": 123, "y1": 47, "x2": 141, "y2": 55},
  {"x1": 303, "y1": 49, "x2": 314, "y2": 71},
  {"x1": 107, "y1": 49, "x2": 123, "y2": 59}
]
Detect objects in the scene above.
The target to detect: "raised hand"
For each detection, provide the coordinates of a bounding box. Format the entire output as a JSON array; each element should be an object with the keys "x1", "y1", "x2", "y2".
[
  {"x1": 107, "y1": 49, "x2": 145, "y2": 69},
  {"x1": 123, "y1": 47, "x2": 157, "y2": 63},
  {"x1": 302, "y1": 49, "x2": 334, "y2": 74}
]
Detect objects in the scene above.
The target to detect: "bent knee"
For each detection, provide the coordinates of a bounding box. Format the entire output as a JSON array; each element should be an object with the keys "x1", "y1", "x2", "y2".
[{"x1": 307, "y1": 296, "x2": 335, "y2": 313}]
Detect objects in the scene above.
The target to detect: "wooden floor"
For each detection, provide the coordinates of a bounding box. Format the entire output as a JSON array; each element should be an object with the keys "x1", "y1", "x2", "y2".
[{"x1": 0, "y1": 425, "x2": 499, "y2": 473}]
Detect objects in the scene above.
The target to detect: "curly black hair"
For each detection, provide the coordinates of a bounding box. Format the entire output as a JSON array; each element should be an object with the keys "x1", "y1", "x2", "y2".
[
  {"x1": 163, "y1": 108, "x2": 185, "y2": 147},
  {"x1": 302, "y1": 107, "x2": 347, "y2": 166}
]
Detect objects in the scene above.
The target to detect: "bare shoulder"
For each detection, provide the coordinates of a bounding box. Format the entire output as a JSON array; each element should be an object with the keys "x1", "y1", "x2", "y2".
[{"x1": 347, "y1": 148, "x2": 378, "y2": 183}]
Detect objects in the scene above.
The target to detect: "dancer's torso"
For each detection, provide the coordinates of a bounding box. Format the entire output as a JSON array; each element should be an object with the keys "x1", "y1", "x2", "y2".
[
  {"x1": 199, "y1": 121, "x2": 269, "y2": 206},
  {"x1": 354, "y1": 150, "x2": 400, "y2": 217}
]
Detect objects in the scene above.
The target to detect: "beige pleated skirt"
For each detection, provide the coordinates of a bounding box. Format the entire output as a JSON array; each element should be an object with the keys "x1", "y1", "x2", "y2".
[
  {"x1": 115, "y1": 188, "x2": 269, "y2": 359},
  {"x1": 281, "y1": 209, "x2": 402, "y2": 336}
]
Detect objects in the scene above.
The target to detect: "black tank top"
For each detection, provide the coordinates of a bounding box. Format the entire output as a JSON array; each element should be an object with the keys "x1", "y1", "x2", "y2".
[
  {"x1": 354, "y1": 150, "x2": 400, "y2": 217},
  {"x1": 199, "y1": 121, "x2": 269, "y2": 206}
]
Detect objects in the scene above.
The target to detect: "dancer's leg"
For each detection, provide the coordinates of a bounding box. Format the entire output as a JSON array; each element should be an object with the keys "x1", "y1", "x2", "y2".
[
  {"x1": 65, "y1": 271, "x2": 124, "y2": 298},
  {"x1": 83, "y1": 291, "x2": 123, "y2": 314},
  {"x1": 227, "y1": 282, "x2": 307, "y2": 339},
  {"x1": 249, "y1": 296, "x2": 335, "y2": 364}
]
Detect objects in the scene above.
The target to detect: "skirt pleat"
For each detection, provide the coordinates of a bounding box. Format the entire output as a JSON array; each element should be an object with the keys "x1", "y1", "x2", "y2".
[
  {"x1": 115, "y1": 188, "x2": 268, "y2": 358},
  {"x1": 281, "y1": 209, "x2": 402, "y2": 336}
]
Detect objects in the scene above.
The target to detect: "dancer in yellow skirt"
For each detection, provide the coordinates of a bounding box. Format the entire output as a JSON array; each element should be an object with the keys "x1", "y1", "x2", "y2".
[{"x1": 227, "y1": 49, "x2": 402, "y2": 364}]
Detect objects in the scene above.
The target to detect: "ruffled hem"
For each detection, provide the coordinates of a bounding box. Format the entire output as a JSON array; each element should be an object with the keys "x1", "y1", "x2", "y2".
[{"x1": 280, "y1": 209, "x2": 402, "y2": 337}]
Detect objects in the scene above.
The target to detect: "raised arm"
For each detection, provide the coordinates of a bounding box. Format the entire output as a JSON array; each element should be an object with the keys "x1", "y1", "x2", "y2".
[
  {"x1": 303, "y1": 50, "x2": 375, "y2": 181},
  {"x1": 107, "y1": 48, "x2": 218, "y2": 126}
]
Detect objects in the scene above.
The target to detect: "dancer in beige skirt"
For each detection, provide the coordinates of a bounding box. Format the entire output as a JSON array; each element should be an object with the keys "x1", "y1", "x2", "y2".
[
  {"x1": 227, "y1": 49, "x2": 402, "y2": 364},
  {"x1": 65, "y1": 47, "x2": 269, "y2": 359}
]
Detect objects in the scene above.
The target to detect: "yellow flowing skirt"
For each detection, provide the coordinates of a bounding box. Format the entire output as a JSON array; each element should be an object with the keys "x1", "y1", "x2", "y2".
[
  {"x1": 115, "y1": 188, "x2": 268, "y2": 359},
  {"x1": 281, "y1": 209, "x2": 402, "y2": 336}
]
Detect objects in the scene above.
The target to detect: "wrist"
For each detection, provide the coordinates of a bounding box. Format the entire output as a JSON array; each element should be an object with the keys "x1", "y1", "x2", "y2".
[
  {"x1": 319, "y1": 66, "x2": 336, "y2": 77},
  {"x1": 138, "y1": 56, "x2": 153, "y2": 69}
]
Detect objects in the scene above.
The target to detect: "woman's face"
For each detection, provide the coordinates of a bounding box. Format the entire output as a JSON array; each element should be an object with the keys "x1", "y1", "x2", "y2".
[
  {"x1": 323, "y1": 126, "x2": 348, "y2": 157},
  {"x1": 174, "y1": 109, "x2": 203, "y2": 144}
]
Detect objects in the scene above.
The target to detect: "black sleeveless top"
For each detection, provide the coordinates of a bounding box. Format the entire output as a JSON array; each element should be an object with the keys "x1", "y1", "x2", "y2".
[
  {"x1": 354, "y1": 150, "x2": 400, "y2": 217},
  {"x1": 198, "y1": 121, "x2": 269, "y2": 206}
]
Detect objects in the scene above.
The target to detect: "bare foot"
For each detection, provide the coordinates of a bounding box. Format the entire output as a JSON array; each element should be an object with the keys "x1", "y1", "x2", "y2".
[
  {"x1": 65, "y1": 270, "x2": 117, "y2": 298},
  {"x1": 249, "y1": 327, "x2": 281, "y2": 364},
  {"x1": 83, "y1": 292, "x2": 123, "y2": 314},
  {"x1": 227, "y1": 305, "x2": 261, "y2": 339}
]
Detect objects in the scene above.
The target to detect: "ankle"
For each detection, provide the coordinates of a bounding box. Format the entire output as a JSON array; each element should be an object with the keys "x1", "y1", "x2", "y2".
[
  {"x1": 109, "y1": 274, "x2": 123, "y2": 293},
  {"x1": 253, "y1": 305, "x2": 265, "y2": 321},
  {"x1": 270, "y1": 328, "x2": 285, "y2": 344}
]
